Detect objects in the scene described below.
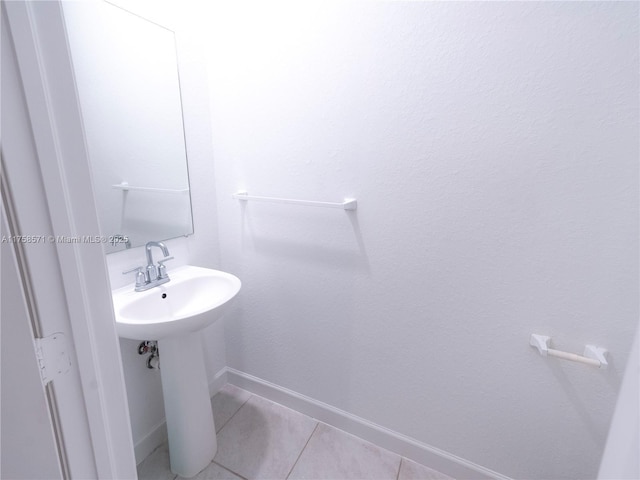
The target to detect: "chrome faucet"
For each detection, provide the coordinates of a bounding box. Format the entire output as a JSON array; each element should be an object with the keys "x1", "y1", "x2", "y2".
[
  {"x1": 123, "y1": 241, "x2": 174, "y2": 291},
  {"x1": 145, "y1": 241, "x2": 169, "y2": 281}
]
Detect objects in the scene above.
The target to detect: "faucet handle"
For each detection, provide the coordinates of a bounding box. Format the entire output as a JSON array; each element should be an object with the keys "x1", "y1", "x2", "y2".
[
  {"x1": 157, "y1": 256, "x2": 174, "y2": 265},
  {"x1": 123, "y1": 266, "x2": 143, "y2": 275},
  {"x1": 123, "y1": 266, "x2": 146, "y2": 288},
  {"x1": 157, "y1": 256, "x2": 174, "y2": 280}
]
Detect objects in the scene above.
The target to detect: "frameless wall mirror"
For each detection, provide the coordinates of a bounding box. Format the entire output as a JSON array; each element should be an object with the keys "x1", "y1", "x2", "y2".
[{"x1": 63, "y1": 1, "x2": 194, "y2": 253}]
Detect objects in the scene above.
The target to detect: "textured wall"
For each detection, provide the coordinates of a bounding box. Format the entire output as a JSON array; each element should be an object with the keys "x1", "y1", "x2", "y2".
[{"x1": 205, "y1": 2, "x2": 639, "y2": 478}]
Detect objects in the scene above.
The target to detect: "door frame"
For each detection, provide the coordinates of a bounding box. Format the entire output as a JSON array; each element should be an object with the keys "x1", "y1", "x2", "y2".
[{"x1": 3, "y1": 1, "x2": 137, "y2": 478}]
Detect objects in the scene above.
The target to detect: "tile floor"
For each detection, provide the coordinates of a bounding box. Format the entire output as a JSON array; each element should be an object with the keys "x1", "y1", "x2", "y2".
[{"x1": 137, "y1": 384, "x2": 454, "y2": 480}]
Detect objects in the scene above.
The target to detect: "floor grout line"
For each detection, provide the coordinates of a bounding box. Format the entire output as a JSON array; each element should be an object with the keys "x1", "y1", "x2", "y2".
[
  {"x1": 285, "y1": 422, "x2": 320, "y2": 480},
  {"x1": 207, "y1": 388, "x2": 254, "y2": 479},
  {"x1": 396, "y1": 457, "x2": 403, "y2": 480},
  {"x1": 215, "y1": 390, "x2": 253, "y2": 435},
  {"x1": 212, "y1": 460, "x2": 250, "y2": 480}
]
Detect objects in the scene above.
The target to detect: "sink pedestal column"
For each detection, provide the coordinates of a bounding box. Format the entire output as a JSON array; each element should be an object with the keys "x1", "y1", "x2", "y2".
[{"x1": 158, "y1": 332, "x2": 216, "y2": 477}]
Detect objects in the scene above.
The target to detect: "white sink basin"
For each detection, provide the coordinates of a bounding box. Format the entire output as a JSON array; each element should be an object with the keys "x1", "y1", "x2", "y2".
[
  {"x1": 111, "y1": 264, "x2": 241, "y2": 477},
  {"x1": 112, "y1": 265, "x2": 241, "y2": 340}
]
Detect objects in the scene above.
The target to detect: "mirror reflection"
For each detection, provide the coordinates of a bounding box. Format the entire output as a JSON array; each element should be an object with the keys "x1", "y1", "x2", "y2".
[{"x1": 63, "y1": 1, "x2": 194, "y2": 253}]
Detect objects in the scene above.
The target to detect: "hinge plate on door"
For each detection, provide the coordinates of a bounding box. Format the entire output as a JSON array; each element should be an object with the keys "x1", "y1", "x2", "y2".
[{"x1": 34, "y1": 333, "x2": 71, "y2": 385}]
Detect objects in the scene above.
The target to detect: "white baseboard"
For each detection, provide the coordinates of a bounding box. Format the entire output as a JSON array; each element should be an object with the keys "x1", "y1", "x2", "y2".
[
  {"x1": 226, "y1": 367, "x2": 512, "y2": 480},
  {"x1": 209, "y1": 367, "x2": 228, "y2": 398},
  {"x1": 134, "y1": 419, "x2": 167, "y2": 465},
  {"x1": 134, "y1": 367, "x2": 229, "y2": 465}
]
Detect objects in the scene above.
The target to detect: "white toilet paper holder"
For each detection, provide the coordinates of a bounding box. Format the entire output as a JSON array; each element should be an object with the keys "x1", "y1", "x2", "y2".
[{"x1": 530, "y1": 334, "x2": 608, "y2": 369}]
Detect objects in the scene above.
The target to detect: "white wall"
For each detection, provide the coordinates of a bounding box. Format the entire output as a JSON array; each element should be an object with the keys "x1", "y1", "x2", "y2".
[
  {"x1": 98, "y1": 1, "x2": 226, "y2": 462},
  {"x1": 205, "y1": 2, "x2": 639, "y2": 479}
]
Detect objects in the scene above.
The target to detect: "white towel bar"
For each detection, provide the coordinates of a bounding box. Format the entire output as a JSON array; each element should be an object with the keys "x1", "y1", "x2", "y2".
[
  {"x1": 232, "y1": 191, "x2": 357, "y2": 211},
  {"x1": 113, "y1": 182, "x2": 189, "y2": 194},
  {"x1": 530, "y1": 334, "x2": 608, "y2": 369}
]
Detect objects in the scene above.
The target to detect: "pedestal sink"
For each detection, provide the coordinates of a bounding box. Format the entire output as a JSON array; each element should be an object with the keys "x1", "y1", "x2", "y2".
[{"x1": 112, "y1": 265, "x2": 241, "y2": 477}]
